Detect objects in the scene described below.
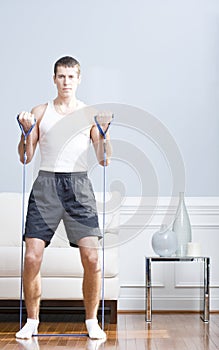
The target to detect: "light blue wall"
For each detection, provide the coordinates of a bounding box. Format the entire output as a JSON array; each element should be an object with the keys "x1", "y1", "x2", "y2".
[{"x1": 0, "y1": 0, "x2": 218, "y2": 195}]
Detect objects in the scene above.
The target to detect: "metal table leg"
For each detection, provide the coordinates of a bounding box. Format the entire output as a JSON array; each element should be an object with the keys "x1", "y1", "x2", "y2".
[
  {"x1": 145, "y1": 257, "x2": 152, "y2": 322},
  {"x1": 201, "y1": 257, "x2": 210, "y2": 322}
]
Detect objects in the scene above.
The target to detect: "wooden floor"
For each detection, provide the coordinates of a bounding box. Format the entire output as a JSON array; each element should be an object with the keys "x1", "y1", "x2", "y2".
[{"x1": 0, "y1": 313, "x2": 219, "y2": 349}]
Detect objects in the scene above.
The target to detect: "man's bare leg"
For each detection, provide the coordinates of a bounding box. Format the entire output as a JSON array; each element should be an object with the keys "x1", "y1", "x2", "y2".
[
  {"x1": 16, "y1": 238, "x2": 45, "y2": 339},
  {"x1": 79, "y1": 237, "x2": 106, "y2": 340}
]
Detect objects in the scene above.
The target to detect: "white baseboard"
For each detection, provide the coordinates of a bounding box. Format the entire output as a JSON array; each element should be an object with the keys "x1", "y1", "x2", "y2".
[{"x1": 118, "y1": 296, "x2": 219, "y2": 311}]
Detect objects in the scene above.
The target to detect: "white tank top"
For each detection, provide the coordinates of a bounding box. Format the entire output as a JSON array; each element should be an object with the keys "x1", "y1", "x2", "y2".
[{"x1": 39, "y1": 100, "x2": 93, "y2": 172}]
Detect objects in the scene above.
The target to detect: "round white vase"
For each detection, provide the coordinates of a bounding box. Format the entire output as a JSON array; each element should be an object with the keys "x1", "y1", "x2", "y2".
[{"x1": 152, "y1": 224, "x2": 178, "y2": 257}]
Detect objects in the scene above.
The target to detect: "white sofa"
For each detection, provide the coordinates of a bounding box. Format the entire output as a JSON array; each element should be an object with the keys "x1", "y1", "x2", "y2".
[{"x1": 0, "y1": 192, "x2": 120, "y2": 323}]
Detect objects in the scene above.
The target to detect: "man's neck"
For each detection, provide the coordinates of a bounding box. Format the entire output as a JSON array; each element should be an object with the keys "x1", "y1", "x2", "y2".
[
  {"x1": 54, "y1": 95, "x2": 77, "y2": 106},
  {"x1": 53, "y1": 96, "x2": 78, "y2": 115}
]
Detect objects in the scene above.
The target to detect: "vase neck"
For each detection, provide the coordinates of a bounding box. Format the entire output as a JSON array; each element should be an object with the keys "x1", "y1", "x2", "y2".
[{"x1": 179, "y1": 192, "x2": 185, "y2": 204}]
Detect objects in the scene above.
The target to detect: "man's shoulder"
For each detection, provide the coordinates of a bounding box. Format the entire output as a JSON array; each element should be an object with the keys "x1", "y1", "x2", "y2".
[{"x1": 31, "y1": 103, "x2": 48, "y2": 121}]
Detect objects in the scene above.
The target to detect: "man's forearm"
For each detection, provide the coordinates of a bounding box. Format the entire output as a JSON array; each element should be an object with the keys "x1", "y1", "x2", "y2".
[
  {"x1": 18, "y1": 134, "x2": 35, "y2": 164},
  {"x1": 97, "y1": 135, "x2": 112, "y2": 166}
]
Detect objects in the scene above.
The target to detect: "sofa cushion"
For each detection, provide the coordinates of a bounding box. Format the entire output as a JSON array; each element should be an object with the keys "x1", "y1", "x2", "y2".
[
  {"x1": 0, "y1": 191, "x2": 120, "y2": 302},
  {"x1": 0, "y1": 192, "x2": 119, "y2": 277},
  {"x1": 0, "y1": 192, "x2": 120, "y2": 248},
  {"x1": 0, "y1": 193, "x2": 27, "y2": 247},
  {"x1": 0, "y1": 277, "x2": 120, "y2": 300},
  {"x1": 0, "y1": 245, "x2": 118, "y2": 278}
]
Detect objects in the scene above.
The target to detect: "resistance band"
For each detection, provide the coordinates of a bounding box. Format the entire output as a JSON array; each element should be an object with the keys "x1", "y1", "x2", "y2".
[
  {"x1": 34, "y1": 333, "x2": 88, "y2": 337},
  {"x1": 17, "y1": 115, "x2": 36, "y2": 330},
  {"x1": 94, "y1": 114, "x2": 114, "y2": 330},
  {"x1": 17, "y1": 116, "x2": 89, "y2": 338},
  {"x1": 17, "y1": 113, "x2": 113, "y2": 337}
]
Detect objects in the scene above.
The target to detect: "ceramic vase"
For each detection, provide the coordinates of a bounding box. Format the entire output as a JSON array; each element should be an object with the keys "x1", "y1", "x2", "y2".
[
  {"x1": 152, "y1": 224, "x2": 178, "y2": 257},
  {"x1": 172, "y1": 192, "x2": 192, "y2": 256}
]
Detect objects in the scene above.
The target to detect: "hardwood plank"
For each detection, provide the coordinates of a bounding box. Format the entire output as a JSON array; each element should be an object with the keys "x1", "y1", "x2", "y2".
[{"x1": 0, "y1": 313, "x2": 219, "y2": 349}]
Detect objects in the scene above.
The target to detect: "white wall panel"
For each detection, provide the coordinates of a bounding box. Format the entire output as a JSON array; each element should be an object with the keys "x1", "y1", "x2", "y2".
[{"x1": 118, "y1": 197, "x2": 219, "y2": 311}]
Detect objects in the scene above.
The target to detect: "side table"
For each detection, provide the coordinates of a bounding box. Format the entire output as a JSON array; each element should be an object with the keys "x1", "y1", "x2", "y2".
[{"x1": 145, "y1": 256, "x2": 210, "y2": 323}]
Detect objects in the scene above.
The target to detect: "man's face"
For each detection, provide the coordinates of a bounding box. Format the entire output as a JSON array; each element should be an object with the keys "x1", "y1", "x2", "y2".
[{"x1": 53, "y1": 65, "x2": 81, "y2": 97}]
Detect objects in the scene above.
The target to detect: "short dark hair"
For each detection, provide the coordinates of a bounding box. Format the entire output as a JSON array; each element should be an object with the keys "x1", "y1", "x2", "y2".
[{"x1": 54, "y1": 56, "x2": 81, "y2": 76}]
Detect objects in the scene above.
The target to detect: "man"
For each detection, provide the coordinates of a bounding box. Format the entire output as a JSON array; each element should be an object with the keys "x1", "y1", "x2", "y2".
[{"x1": 16, "y1": 56, "x2": 112, "y2": 340}]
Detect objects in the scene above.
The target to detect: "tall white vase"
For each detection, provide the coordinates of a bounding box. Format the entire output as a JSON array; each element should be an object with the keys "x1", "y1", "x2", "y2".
[{"x1": 172, "y1": 192, "x2": 192, "y2": 256}]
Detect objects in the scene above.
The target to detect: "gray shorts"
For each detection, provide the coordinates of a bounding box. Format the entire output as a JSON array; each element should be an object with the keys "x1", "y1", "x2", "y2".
[{"x1": 25, "y1": 171, "x2": 102, "y2": 247}]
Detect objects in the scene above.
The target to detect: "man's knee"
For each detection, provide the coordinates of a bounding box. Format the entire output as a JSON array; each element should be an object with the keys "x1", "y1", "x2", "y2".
[
  {"x1": 81, "y1": 250, "x2": 100, "y2": 272},
  {"x1": 25, "y1": 251, "x2": 42, "y2": 265},
  {"x1": 79, "y1": 237, "x2": 101, "y2": 272},
  {"x1": 24, "y1": 249, "x2": 44, "y2": 271},
  {"x1": 24, "y1": 238, "x2": 45, "y2": 269},
  {"x1": 24, "y1": 252, "x2": 43, "y2": 274}
]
